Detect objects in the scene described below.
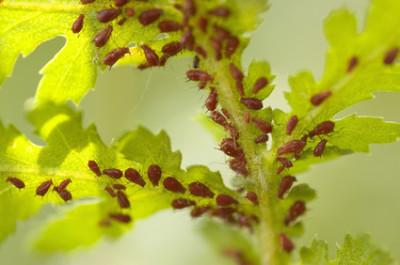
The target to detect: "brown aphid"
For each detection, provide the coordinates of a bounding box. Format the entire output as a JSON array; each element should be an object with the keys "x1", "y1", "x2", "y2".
[
  {"x1": 117, "y1": 190, "x2": 130, "y2": 208},
  {"x1": 109, "y1": 213, "x2": 131, "y2": 223},
  {"x1": 72, "y1": 14, "x2": 84, "y2": 34},
  {"x1": 313, "y1": 139, "x2": 327, "y2": 157},
  {"x1": 186, "y1": 69, "x2": 213, "y2": 82},
  {"x1": 191, "y1": 205, "x2": 211, "y2": 217},
  {"x1": 211, "y1": 207, "x2": 236, "y2": 222},
  {"x1": 188, "y1": 182, "x2": 214, "y2": 198},
  {"x1": 97, "y1": 9, "x2": 121, "y2": 23},
  {"x1": 347, "y1": 56, "x2": 359, "y2": 73},
  {"x1": 229, "y1": 63, "x2": 244, "y2": 82},
  {"x1": 93, "y1": 26, "x2": 113, "y2": 48},
  {"x1": 278, "y1": 175, "x2": 296, "y2": 199},
  {"x1": 309, "y1": 121, "x2": 335, "y2": 137},
  {"x1": 162, "y1": 42, "x2": 182, "y2": 56},
  {"x1": 229, "y1": 157, "x2": 249, "y2": 176},
  {"x1": 103, "y1": 168, "x2": 123, "y2": 179},
  {"x1": 246, "y1": 191, "x2": 259, "y2": 205},
  {"x1": 277, "y1": 140, "x2": 306, "y2": 156},
  {"x1": 280, "y1": 233, "x2": 295, "y2": 253},
  {"x1": 56, "y1": 178, "x2": 72, "y2": 191},
  {"x1": 210, "y1": 37, "x2": 223, "y2": 61},
  {"x1": 158, "y1": 20, "x2": 182, "y2": 32},
  {"x1": 205, "y1": 89, "x2": 218, "y2": 111},
  {"x1": 103, "y1": 47, "x2": 130, "y2": 66},
  {"x1": 225, "y1": 36, "x2": 240, "y2": 58},
  {"x1": 384, "y1": 47, "x2": 399, "y2": 65},
  {"x1": 255, "y1": 134, "x2": 269, "y2": 144},
  {"x1": 57, "y1": 189, "x2": 72, "y2": 202},
  {"x1": 125, "y1": 8, "x2": 135, "y2": 17},
  {"x1": 105, "y1": 186, "x2": 116, "y2": 197},
  {"x1": 36, "y1": 180, "x2": 53, "y2": 196},
  {"x1": 80, "y1": 0, "x2": 95, "y2": 4},
  {"x1": 148, "y1": 164, "x2": 162, "y2": 186},
  {"x1": 208, "y1": 6, "x2": 231, "y2": 17},
  {"x1": 141, "y1": 45, "x2": 159, "y2": 66},
  {"x1": 286, "y1": 115, "x2": 298, "y2": 135},
  {"x1": 181, "y1": 30, "x2": 195, "y2": 50},
  {"x1": 310, "y1": 90, "x2": 332, "y2": 106},
  {"x1": 241, "y1": 98, "x2": 263, "y2": 110},
  {"x1": 216, "y1": 194, "x2": 238, "y2": 206},
  {"x1": 277, "y1": 157, "x2": 293, "y2": 169},
  {"x1": 171, "y1": 198, "x2": 195, "y2": 209},
  {"x1": 163, "y1": 177, "x2": 186, "y2": 193},
  {"x1": 125, "y1": 168, "x2": 146, "y2": 187},
  {"x1": 88, "y1": 160, "x2": 102, "y2": 176},
  {"x1": 252, "y1": 77, "x2": 268, "y2": 94},
  {"x1": 285, "y1": 200, "x2": 306, "y2": 225},
  {"x1": 114, "y1": 0, "x2": 128, "y2": 7},
  {"x1": 112, "y1": 184, "x2": 126, "y2": 190},
  {"x1": 252, "y1": 118, "x2": 272, "y2": 133},
  {"x1": 210, "y1": 111, "x2": 227, "y2": 127},
  {"x1": 6, "y1": 177, "x2": 25, "y2": 189},
  {"x1": 220, "y1": 138, "x2": 242, "y2": 157},
  {"x1": 198, "y1": 17, "x2": 208, "y2": 32},
  {"x1": 117, "y1": 18, "x2": 127, "y2": 26},
  {"x1": 139, "y1": 8, "x2": 163, "y2": 26}
]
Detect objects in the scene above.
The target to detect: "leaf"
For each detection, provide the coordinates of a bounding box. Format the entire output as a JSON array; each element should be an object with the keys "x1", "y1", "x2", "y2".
[
  {"x1": 300, "y1": 239, "x2": 329, "y2": 265},
  {"x1": 244, "y1": 60, "x2": 275, "y2": 100}
]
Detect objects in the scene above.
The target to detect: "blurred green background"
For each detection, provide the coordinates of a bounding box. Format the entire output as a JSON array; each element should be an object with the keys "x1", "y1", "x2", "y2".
[{"x1": 0, "y1": 0, "x2": 399, "y2": 264}]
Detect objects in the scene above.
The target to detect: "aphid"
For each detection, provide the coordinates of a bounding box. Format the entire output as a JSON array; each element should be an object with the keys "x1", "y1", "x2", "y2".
[
  {"x1": 125, "y1": 8, "x2": 135, "y2": 17},
  {"x1": 221, "y1": 108, "x2": 231, "y2": 119},
  {"x1": 148, "y1": 164, "x2": 162, "y2": 186},
  {"x1": 80, "y1": 0, "x2": 95, "y2": 4},
  {"x1": 384, "y1": 47, "x2": 399, "y2": 65},
  {"x1": 125, "y1": 168, "x2": 146, "y2": 187},
  {"x1": 241, "y1": 98, "x2": 263, "y2": 110},
  {"x1": 117, "y1": 190, "x2": 130, "y2": 208},
  {"x1": 158, "y1": 20, "x2": 182, "y2": 32},
  {"x1": 103, "y1": 168, "x2": 123, "y2": 179},
  {"x1": 310, "y1": 90, "x2": 332, "y2": 106},
  {"x1": 229, "y1": 63, "x2": 244, "y2": 82},
  {"x1": 72, "y1": 14, "x2": 84, "y2": 34},
  {"x1": 229, "y1": 157, "x2": 249, "y2": 176},
  {"x1": 93, "y1": 26, "x2": 113, "y2": 48},
  {"x1": 278, "y1": 175, "x2": 296, "y2": 199},
  {"x1": 97, "y1": 9, "x2": 121, "y2": 23},
  {"x1": 280, "y1": 233, "x2": 294, "y2": 253},
  {"x1": 109, "y1": 213, "x2": 132, "y2": 223},
  {"x1": 105, "y1": 186, "x2": 116, "y2": 197},
  {"x1": 213, "y1": 25, "x2": 231, "y2": 40},
  {"x1": 88, "y1": 160, "x2": 102, "y2": 176},
  {"x1": 36, "y1": 180, "x2": 53, "y2": 196},
  {"x1": 216, "y1": 194, "x2": 238, "y2": 206},
  {"x1": 193, "y1": 56, "x2": 200, "y2": 68},
  {"x1": 211, "y1": 207, "x2": 236, "y2": 222},
  {"x1": 183, "y1": 0, "x2": 196, "y2": 16},
  {"x1": 277, "y1": 140, "x2": 306, "y2": 156},
  {"x1": 181, "y1": 30, "x2": 195, "y2": 50},
  {"x1": 210, "y1": 111, "x2": 227, "y2": 126},
  {"x1": 255, "y1": 134, "x2": 269, "y2": 144},
  {"x1": 163, "y1": 177, "x2": 186, "y2": 193},
  {"x1": 347, "y1": 56, "x2": 359, "y2": 73},
  {"x1": 6, "y1": 177, "x2": 25, "y2": 189},
  {"x1": 56, "y1": 179, "x2": 72, "y2": 191},
  {"x1": 114, "y1": 0, "x2": 128, "y2": 7},
  {"x1": 285, "y1": 200, "x2": 306, "y2": 225},
  {"x1": 313, "y1": 139, "x2": 327, "y2": 157},
  {"x1": 139, "y1": 8, "x2": 163, "y2": 26},
  {"x1": 205, "y1": 89, "x2": 218, "y2": 111},
  {"x1": 252, "y1": 77, "x2": 268, "y2": 94},
  {"x1": 57, "y1": 189, "x2": 72, "y2": 202},
  {"x1": 186, "y1": 69, "x2": 213, "y2": 82},
  {"x1": 286, "y1": 115, "x2": 298, "y2": 135},
  {"x1": 191, "y1": 205, "x2": 211, "y2": 217},
  {"x1": 141, "y1": 45, "x2": 159, "y2": 66},
  {"x1": 171, "y1": 198, "x2": 195, "y2": 209},
  {"x1": 277, "y1": 157, "x2": 293, "y2": 169},
  {"x1": 309, "y1": 121, "x2": 335, "y2": 137},
  {"x1": 225, "y1": 36, "x2": 240, "y2": 58},
  {"x1": 220, "y1": 138, "x2": 242, "y2": 157},
  {"x1": 252, "y1": 118, "x2": 272, "y2": 133},
  {"x1": 103, "y1": 47, "x2": 130, "y2": 66},
  {"x1": 210, "y1": 37, "x2": 223, "y2": 61},
  {"x1": 161, "y1": 42, "x2": 182, "y2": 56},
  {"x1": 208, "y1": 6, "x2": 231, "y2": 17},
  {"x1": 112, "y1": 184, "x2": 126, "y2": 190},
  {"x1": 194, "y1": 46, "x2": 207, "y2": 58},
  {"x1": 159, "y1": 55, "x2": 169, "y2": 66},
  {"x1": 188, "y1": 182, "x2": 214, "y2": 198},
  {"x1": 198, "y1": 17, "x2": 208, "y2": 33},
  {"x1": 246, "y1": 191, "x2": 259, "y2": 205},
  {"x1": 117, "y1": 18, "x2": 127, "y2": 26}
]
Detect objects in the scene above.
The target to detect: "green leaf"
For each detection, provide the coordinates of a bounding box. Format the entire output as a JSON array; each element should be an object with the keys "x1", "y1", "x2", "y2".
[
  {"x1": 244, "y1": 60, "x2": 275, "y2": 100},
  {"x1": 300, "y1": 239, "x2": 329, "y2": 265}
]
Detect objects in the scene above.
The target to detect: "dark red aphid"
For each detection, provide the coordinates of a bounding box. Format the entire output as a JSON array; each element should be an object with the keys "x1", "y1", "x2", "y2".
[
  {"x1": 112, "y1": 184, "x2": 126, "y2": 190},
  {"x1": 109, "y1": 213, "x2": 131, "y2": 223},
  {"x1": 211, "y1": 207, "x2": 236, "y2": 222},
  {"x1": 277, "y1": 140, "x2": 306, "y2": 156},
  {"x1": 186, "y1": 69, "x2": 213, "y2": 82},
  {"x1": 188, "y1": 182, "x2": 214, "y2": 198},
  {"x1": 103, "y1": 47, "x2": 130, "y2": 66},
  {"x1": 158, "y1": 20, "x2": 182, "y2": 32},
  {"x1": 97, "y1": 9, "x2": 121, "y2": 23},
  {"x1": 36, "y1": 180, "x2": 53, "y2": 196},
  {"x1": 210, "y1": 37, "x2": 223, "y2": 61},
  {"x1": 229, "y1": 157, "x2": 249, "y2": 176},
  {"x1": 117, "y1": 18, "x2": 127, "y2": 26},
  {"x1": 310, "y1": 90, "x2": 332, "y2": 106},
  {"x1": 309, "y1": 121, "x2": 335, "y2": 137},
  {"x1": 114, "y1": 0, "x2": 128, "y2": 7},
  {"x1": 220, "y1": 138, "x2": 242, "y2": 157},
  {"x1": 277, "y1": 157, "x2": 293, "y2": 169},
  {"x1": 286, "y1": 115, "x2": 298, "y2": 135},
  {"x1": 141, "y1": 45, "x2": 159, "y2": 66},
  {"x1": 198, "y1": 17, "x2": 208, "y2": 33},
  {"x1": 56, "y1": 179, "x2": 72, "y2": 191},
  {"x1": 226, "y1": 124, "x2": 239, "y2": 140},
  {"x1": 252, "y1": 77, "x2": 268, "y2": 94},
  {"x1": 246, "y1": 191, "x2": 259, "y2": 205},
  {"x1": 171, "y1": 198, "x2": 195, "y2": 209},
  {"x1": 241, "y1": 98, "x2": 263, "y2": 110},
  {"x1": 210, "y1": 111, "x2": 227, "y2": 127},
  {"x1": 57, "y1": 189, "x2": 72, "y2": 202},
  {"x1": 161, "y1": 42, "x2": 182, "y2": 56},
  {"x1": 205, "y1": 89, "x2": 218, "y2": 111},
  {"x1": 148, "y1": 164, "x2": 162, "y2": 186},
  {"x1": 229, "y1": 63, "x2": 244, "y2": 82},
  {"x1": 6, "y1": 177, "x2": 25, "y2": 189},
  {"x1": 278, "y1": 175, "x2": 296, "y2": 199},
  {"x1": 384, "y1": 47, "x2": 399, "y2": 65},
  {"x1": 93, "y1": 26, "x2": 113, "y2": 48},
  {"x1": 139, "y1": 8, "x2": 163, "y2": 26},
  {"x1": 216, "y1": 194, "x2": 238, "y2": 206},
  {"x1": 285, "y1": 200, "x2": 306, "y2": 225},
  {"x1": 163, "y1": 177, "x2": 186, "y2": 193},
  {"x1": 191, "y1": 205, "x2": 211, "y2": 217},
  {"x1": 280, "y1": 233, "x2": 295, "y2": 253},
  {"x1": 88, "y1": 160, "x2": 102, "y2": 176},
  {"x1": 225, "y1": 36, "x2": 240, "y2": 58},
  {"x1": 255, "y1": 134, "x2": 269, "y2": 144},
  {"x1": 125, "y1": 168, "x2": 146, "y2": 187},
  {"x1": 72, "y1": 14, "x2": 84, "y2": 34},
  {"x1": 208, "y1": 6, "x2": 231, "y2": 17},
  {"x1": 181, "y1": 30, "x2": 195, "y2": 50},
  {"x1": 347, "y1": 56, "x2": 359, "y2": 73},
  {"x1": 80, "y1": 0, "x2": 95, "y2": 4},
  {"x1": 105, "y1": 186, "x2": 116, "y2": 197},
  {"x1": 117, "y1": 191, "x2": 130, "y2": 208},
  {"x1": 103, "y1": 168, "x2": 123, "y2": 179},
  {"x1": 313, "y1": 139, "x2": 327, "y2": 157},
  {"x1": 252, "y1": 118, "x2": 272, "y2": 133},
  {"x1": 125, "y1": 8, "x2": 135, "y2": 17}
]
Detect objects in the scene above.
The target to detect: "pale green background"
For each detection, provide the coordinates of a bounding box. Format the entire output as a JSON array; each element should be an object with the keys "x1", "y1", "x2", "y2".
[{"x1": 0, "y1": 0, "x2": 399, "y2": 264}]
